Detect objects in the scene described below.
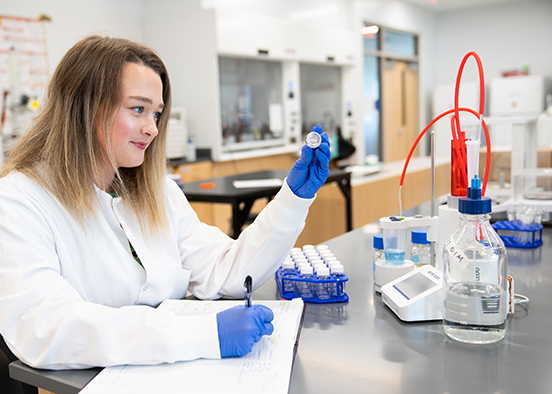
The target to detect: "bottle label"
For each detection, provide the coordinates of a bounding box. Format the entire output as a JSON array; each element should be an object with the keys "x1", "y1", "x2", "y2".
[
  {"x1": 444, "y1": 238, "x2": 469, "y2": 269},
  {"x1": 445, "y1": 238, "x2": 498, "y2": 285}
]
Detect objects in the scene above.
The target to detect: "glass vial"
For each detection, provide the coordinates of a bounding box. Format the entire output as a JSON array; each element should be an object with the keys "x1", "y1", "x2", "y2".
[
  {"x1": 410, "y1": 228, "x2": 432, "y2": 267},
  {"x1": 282, "y1": 260, "x2": 296, "y2": 293},
  {"x1": 443, "y1": 176, "x2": 508, "y2": 344},
  {"x1": 331, "y1": 264, "x2": 346, "y2": 297},
  {"x1": 315, "y1": 266, "x2": 331, "y2": 300},
  {"x1": 299, "y1": 265, "x2": 314, "y2": 299},
  {"x1": 373, "y1": 233, "x2": 384, "y2": 280}
]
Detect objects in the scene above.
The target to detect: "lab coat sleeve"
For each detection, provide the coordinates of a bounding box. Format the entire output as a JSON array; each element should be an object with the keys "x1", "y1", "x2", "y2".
[
  {"x1": 170, "y1": 178, "x2": 314, "y2": 300},
  {"x1": 0, "y1": 182, "x2": 221, "y2": 369}
]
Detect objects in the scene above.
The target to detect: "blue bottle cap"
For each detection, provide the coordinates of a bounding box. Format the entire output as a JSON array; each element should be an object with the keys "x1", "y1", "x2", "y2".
[
  {"x1": 411, "y1": 228, "x2": 430, "y2": 244},
  {"x1": 458, "y1": 175, "x2": 492, "y2": 215},
  {"x1": 373, "y1": 233, "x2": 384, "y2": 249}
]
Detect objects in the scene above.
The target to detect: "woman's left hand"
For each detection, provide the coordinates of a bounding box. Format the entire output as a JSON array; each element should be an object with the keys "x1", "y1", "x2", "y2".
[{"x1": 286, "y1": 125, "x2": 331, "y2": 199}]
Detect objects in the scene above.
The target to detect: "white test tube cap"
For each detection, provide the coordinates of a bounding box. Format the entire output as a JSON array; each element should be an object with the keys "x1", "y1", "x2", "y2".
[
  {"x1": 327, "y1": 259, "x2": 341, "y2": 267},
  {"x1": 300, "y1": 265, "x2": 314, "y2": 275},
  {"x1": 305, "y1": 132, "x2": 322, "y2": 149},
  {"x1": 331, "y1": 264, "x2": 344, "y2": 274},
  {"x1": 317, "y1": 266, "x2": 330, "y2": 277},
  {"x1": 309, "y1": 258, "x2": 324, "y2": 266},
  {"x1": 282, "y1": 260, "x2": 295, "y2": 270}
]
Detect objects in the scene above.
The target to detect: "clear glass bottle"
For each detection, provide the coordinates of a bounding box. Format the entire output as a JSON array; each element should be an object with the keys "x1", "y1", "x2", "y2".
[
  {"x1": 443, "y1": 176, "x2": 508, "y2": 344},
  {"x1": 410, "y1": 228, "x2": 432, "y2": 267},
  {"x1": 372, "y1": 233, "x2": 384, "y2": 280}
]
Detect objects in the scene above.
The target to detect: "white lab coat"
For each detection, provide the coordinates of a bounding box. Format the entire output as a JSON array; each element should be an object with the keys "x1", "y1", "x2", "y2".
[{"x1": 0, "y1": 172, "x2": 313, "y2": 369}]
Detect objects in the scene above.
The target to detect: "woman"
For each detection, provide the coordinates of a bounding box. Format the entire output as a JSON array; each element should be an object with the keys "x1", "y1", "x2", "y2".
[{"x1": 0, "y1": 35, "x2": 330, "y2": 369}]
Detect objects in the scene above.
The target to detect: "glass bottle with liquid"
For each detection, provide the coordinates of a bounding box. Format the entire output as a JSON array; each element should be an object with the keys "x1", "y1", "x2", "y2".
[
  {"x1": 410, "y1": 229, "x2": 432, "y2": 267},
  {"x1": 372, "y1": 233, "x2": 384, "y2": 279},
  {"x1": 443, "y1": 175, "x2": 508, "y2": 344}
]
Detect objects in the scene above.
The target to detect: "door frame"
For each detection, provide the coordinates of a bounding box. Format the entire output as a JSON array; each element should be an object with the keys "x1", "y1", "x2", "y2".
[{"x1": 362, "y1": 24, "x2": 419, "y2": 162}]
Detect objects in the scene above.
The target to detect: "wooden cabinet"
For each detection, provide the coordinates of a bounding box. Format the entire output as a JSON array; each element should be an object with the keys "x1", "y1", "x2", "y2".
[{"x1": 173, "y1": 161, "x2": 213, "y2": 183}]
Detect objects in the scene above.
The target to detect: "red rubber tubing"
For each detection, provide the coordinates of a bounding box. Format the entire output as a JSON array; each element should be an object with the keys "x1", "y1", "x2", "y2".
[{"x1": 399, "y1": 107, "x2": 491, "y2": 195}]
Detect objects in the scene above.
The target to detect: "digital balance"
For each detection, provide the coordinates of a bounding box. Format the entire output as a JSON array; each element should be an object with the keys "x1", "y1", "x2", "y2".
[{"x1": 381, "y1": 265, "x2": 443, "y2": 322}]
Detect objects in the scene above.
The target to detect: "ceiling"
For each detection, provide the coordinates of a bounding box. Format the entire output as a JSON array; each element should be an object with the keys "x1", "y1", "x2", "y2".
[{"x1": 399, "y1": 0, "x2": 538, "y2": 11}]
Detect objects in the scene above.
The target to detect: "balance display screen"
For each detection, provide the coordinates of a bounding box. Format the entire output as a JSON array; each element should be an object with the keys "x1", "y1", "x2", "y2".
[{"x1": 393, "y1": 273, "x2": 438, "y2": 300}]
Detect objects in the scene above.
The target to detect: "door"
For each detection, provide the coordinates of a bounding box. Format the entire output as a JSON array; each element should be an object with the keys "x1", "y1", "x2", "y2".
[{"x1": 382, "y1": 60, "x2": 419, "y2": 163}]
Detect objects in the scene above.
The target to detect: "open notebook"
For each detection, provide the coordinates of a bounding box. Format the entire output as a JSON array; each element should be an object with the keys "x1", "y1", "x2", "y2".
[{"x1": 81, "y1": 299, "x2": 305, "y2": 394}]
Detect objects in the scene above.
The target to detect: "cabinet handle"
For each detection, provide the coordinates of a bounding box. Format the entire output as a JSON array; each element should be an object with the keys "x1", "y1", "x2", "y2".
[{"x1": 258, "y1": 49, "x2": 269, "y2": 56}]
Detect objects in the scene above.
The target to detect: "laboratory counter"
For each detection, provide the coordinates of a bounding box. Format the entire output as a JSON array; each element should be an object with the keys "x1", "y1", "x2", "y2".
[{"x1": 10, "y1": 209, "x2": 552, "y2": 394}]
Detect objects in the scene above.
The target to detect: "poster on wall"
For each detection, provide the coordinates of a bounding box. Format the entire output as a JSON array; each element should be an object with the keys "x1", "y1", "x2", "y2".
[{"x1": 0, "y1": 14, "x2": 49, "y2": 141}]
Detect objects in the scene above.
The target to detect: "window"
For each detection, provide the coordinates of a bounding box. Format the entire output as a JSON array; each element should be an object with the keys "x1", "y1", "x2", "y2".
[
  {"x1": 299, "y1": 63, "x2": 342, "y2": 147},
  {"x1": 219, "y1": 57, "x2": 284, "y2": 151}
]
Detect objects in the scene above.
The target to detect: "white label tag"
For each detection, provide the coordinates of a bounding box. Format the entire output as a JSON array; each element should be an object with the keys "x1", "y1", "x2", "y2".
[
  {"x1": 445, "y1": 237, "x2": 499, "y2": 285},
  {"x1": 445, "y1": 237, "x2": 468, "y2": 269}
]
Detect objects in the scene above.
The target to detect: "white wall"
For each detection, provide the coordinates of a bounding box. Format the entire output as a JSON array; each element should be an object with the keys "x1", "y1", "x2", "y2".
[
  {"x1": 4, "y1": 0, "x2": 551, "y2": 161},
  {"x1": 435, "y1": 0, "x2": 552, "y2": 89},
  {"x1": 0, "y1": 0, "x2": 143, "y2": 74}
]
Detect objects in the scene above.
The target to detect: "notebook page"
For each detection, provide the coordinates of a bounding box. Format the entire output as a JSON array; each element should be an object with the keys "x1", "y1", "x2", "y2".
[{"x1": 81, "y1": 299, "x2": 304, "y2": 394}]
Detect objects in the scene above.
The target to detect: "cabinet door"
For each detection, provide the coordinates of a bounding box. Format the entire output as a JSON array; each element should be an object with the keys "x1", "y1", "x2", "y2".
[
  {"x1": 382, "y1": 60, "x2": 419, "y2": 163},
  {"x1": 176, "y1": 161, "x2": 213, "y2": 183}
]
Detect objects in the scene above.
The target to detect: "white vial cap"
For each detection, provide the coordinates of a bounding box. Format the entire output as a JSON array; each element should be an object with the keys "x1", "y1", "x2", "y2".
[
  {"x1": 312, "y1": 262, "x2": 326, "y2": 271},
  {"x1": 302, "y1": 244, "x2": 315, "y2": 251},
  {"x1": 327, "y1": 259, "x2": 342, "y2": 267},
  {"x1": 283, "y1": 260, "x2": 295, "y2": 270},
  {"x1": 305, "y1": 131, "x2": 322, "y2": 149},
  {"x1": 324, "y1": 256, "x2": 338, "y2": 263},
  {"x1": 291, "y1": 247, "x2": 302, "y2": 253},
  {"x1": 294, "y1": 257, "x2": 309, "y2": 265},
  {"x1": 319, "y1": 251, "x2": 334, "y2": 257},
  {"x1": 317, "y1": 266, "x2": 330, "y2": 277},
  {"x1": 296, "y1": 262, "x2": 311, "y2": 270},
  {"x1": 300, "y1": 265, "x2": 314, "y2": 275},
  {"x1": 331, "y1": 264, "x2": 344, "y2": 274},
  {"x1": 316, "y1": 244, "x2": 329, "y2": 251},
  {"x1": 309, "y1": 257, "x2": 324, "y2": 265}
]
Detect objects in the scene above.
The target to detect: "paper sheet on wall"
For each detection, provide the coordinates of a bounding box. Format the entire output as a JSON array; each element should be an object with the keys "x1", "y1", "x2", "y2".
[{"x1": 80, "y1": 299, "x2": 304, "y2": 394}]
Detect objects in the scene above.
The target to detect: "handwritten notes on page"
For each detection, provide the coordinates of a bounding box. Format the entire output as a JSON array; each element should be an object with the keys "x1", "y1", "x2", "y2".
[{"x1": 80, "y1": 299, "x2": 304, "y2": 394}]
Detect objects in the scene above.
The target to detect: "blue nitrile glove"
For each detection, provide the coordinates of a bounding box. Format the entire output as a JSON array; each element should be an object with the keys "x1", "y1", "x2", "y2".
[
  {"x1": 287, "y1": 125, "x2": 331, "y2": 199},
  {"x1": 216, "y1": 304, "x2": 274, "y2": 358}
]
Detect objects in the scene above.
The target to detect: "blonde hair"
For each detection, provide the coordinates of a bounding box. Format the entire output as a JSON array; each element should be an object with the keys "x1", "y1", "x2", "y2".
[{"x1": 1, "y1": 35, "x2": 172, "y2": 234}]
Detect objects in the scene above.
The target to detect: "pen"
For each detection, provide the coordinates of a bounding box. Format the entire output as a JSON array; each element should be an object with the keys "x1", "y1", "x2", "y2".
[{"x1": 244, "y1": 275, "x2": 252, "y2": 307}]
